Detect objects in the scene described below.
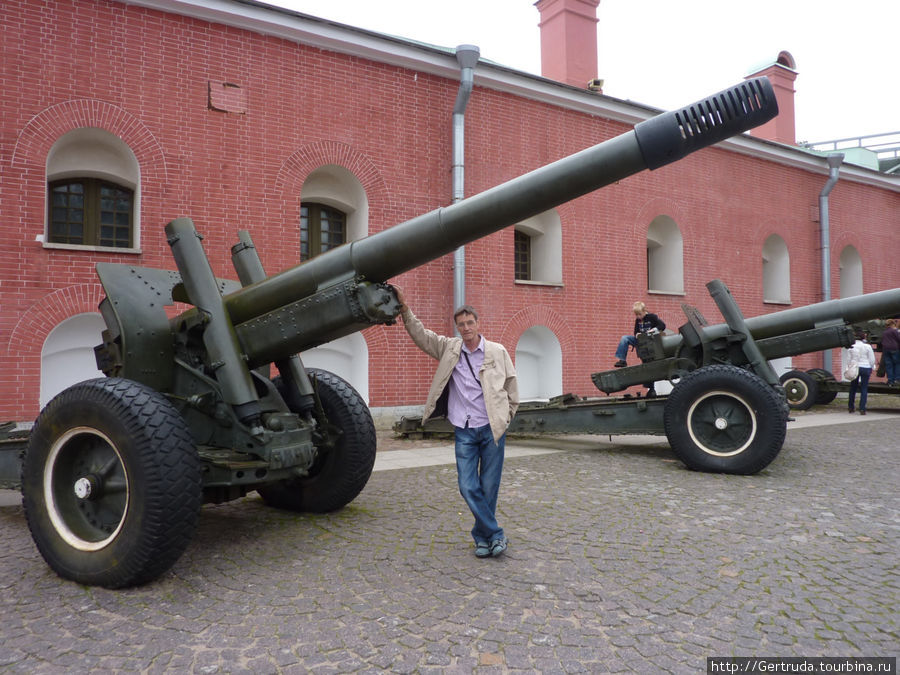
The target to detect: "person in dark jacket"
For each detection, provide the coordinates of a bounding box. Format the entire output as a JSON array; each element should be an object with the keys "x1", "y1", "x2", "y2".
[
  {"x1": 613, "y1": 301, "x2": 665, "y2": 368},
  {"x1": 880, "y1": 318, "x2": 900, "y2": 386}
]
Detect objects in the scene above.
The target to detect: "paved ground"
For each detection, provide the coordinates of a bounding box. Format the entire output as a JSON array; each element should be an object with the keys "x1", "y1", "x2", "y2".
[{"x1": 0, "y1": 401, "x2": 897, "y2": 673}]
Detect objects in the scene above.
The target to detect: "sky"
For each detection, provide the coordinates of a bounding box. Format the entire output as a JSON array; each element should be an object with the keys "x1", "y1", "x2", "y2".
[{"x1": 262, "y1": 0, "x2": 897, "y2": 145}]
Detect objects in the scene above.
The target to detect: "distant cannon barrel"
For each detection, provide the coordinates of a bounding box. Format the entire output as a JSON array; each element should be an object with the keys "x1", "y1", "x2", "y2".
[
  {"x1": 660, "y1": 287, "x2": 900, "y2": 357},
  {"x1": 225, "y1": 77, "x2": 778, "y2": 330},
  {"x1": 594, "y1": 281, "x2": 900, "y2": 396},
  {"x1": 744, "y1": 289, "x2": 900, "y2": 338}
]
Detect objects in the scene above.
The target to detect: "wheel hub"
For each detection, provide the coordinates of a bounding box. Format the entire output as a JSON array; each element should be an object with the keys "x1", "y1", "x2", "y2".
[
  {"x1": 714, "y1": 417, "x2": 728, "y2": 430},
  {"x1": 73, "y1": 475, "x2": 100, "y2": 500},
  {"x1": 74, "y1": 476, "x2": 93, "y2": 499}
]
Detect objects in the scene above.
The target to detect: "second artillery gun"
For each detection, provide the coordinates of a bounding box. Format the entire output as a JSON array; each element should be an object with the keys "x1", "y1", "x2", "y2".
[
  {"x1": 778, "y1": 318, "x2": 900, "y2": 409},
  {"x1": 497, "y1": 280, "x2": 900, "y2": 470},
  {"x1": 2, "y1": 77, "x2": 793, "y2": 588}
]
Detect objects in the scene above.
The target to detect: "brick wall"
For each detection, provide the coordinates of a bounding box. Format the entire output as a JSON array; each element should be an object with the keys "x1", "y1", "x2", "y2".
[{"x1": 1, "y1": 0, "x2": 898, "y2": 420}]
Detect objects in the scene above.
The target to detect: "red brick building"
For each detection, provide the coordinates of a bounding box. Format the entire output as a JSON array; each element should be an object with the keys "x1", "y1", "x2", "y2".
[{"x1": 1, "y1": 0, "x2": 898, "y2": 424}]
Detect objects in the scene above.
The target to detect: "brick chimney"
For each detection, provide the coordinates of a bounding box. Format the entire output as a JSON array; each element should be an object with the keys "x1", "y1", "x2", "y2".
[
  {"x1": 746, "y1": 51, "x2": 797, "y2": 145},
  {"x1": 535, "y1": 0, "x2": 601, "y2": 89}
]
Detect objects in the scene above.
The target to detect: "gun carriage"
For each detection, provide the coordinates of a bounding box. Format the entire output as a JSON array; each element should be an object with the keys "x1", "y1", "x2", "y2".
[{"x1": 0, "y1": 77, "x2": 841, "y2": 587}]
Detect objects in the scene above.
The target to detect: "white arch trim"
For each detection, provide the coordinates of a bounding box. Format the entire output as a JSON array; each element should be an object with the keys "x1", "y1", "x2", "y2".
[
  {"x1": 40, "y1": 313, "x2": 106, "y2": 408},
  {"x1": 515, "y1": 325, "x2": 562, "y2": 401}
]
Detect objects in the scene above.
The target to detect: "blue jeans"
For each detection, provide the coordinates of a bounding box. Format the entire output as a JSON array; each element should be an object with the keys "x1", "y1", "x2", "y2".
[
  {"x1": 884, "y1": 350, "x2": 900, "y2": 384},
  {"x1": 615, "y1": 335, "x2": 637, "y2": 361},
  {"x1": 454, "y1": 424, "x2": 505, "y2": 545},
  {"x1": 848, "y1": 367, "x2": 872, "y2": 411}
]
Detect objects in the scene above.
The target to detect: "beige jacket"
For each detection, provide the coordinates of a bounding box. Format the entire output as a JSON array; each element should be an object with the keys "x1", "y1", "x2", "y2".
[{"x1": 401, "y1": 308, "x2": 519, "y2": 444}]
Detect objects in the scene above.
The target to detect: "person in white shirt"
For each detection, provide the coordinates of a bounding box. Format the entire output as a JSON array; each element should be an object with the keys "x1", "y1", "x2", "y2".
[{"x1": 846, "y1": 331, "x2": 877, "y2": 414}]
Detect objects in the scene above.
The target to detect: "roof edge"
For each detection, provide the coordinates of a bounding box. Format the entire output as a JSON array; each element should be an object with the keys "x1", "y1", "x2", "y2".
[{"x1": 118, "y1": 0, "x2": 900, "y2": 193}]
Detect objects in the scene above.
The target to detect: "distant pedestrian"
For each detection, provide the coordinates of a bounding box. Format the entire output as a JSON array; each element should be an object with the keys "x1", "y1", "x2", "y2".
[
  {"x1": 880, "y1": 318, "x2": 900, "y2": 386},
  {"x1": 846, "y1": 331, "x2": 876, "y2": 414}
]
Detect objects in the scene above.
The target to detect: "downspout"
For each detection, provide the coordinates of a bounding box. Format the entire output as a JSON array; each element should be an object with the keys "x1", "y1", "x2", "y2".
[
  {"x1": 819, "y1": 152, "x2": 843, "y2": 372},
  {"x1": 452, "y1": 45, "x2": 480, "y2": 319}
]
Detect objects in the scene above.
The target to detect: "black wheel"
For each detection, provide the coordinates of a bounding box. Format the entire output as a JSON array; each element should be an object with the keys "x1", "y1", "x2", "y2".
[
  {"x1": 22, "y1": 378, "x2": 201, "y2": 588},
  {"x1": 664, "y1": 365, "x2": 787, "y2": 474},
  {"x1": 257, "y1": 368, "x2": 376, "y2": 513},
  {"x1": 805, "y1": 368, "x2": 838, "y2": 405},
  {"x1": 778, "y1": 369, "x2": 819, "y2": 410}
]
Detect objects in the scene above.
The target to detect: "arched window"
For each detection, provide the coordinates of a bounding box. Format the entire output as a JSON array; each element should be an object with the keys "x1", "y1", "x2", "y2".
[
  {"x1": 45, "y1": 129, "x2": 140, "y2": 250},
  {"x1": 839, "y1": 245, "x2": 863, "y2": 297},
  {"x1": 48, "y1": 178, "x2": 133, "y2": 247},
  {"x1": 298, "y1": 165, "x2": 371, "y2": 397},
  {"x1": 646, "y1": 216, "x2": 683, "y2": 294},
  {"x1": 515, "y1": 326, "x2": 562, "y2": 401},
  {"x1": 300, "y1": 164, "x2": 368, "y2": 260},
  {"x1": 513, "y1": 211, "x2": 562, "y2": 285},
  {"x1": 762, "y1": 234, "x2": 791, "y2": 304}
]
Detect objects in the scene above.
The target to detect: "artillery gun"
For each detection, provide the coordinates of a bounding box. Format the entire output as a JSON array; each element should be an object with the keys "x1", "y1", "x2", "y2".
[
  {"x1": 593, "y1": 282, "x2": 900, "y2": 400},
  {"x1": 3, "y1": 78, "x2": 781, "y2": 588},
  {"x1": 778, "y1": 318, "x2": 900, "y2": 409}
]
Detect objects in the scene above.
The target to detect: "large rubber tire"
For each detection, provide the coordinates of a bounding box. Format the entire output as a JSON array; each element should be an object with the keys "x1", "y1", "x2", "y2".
[
  {"x1": 22, "y1": 378, "x2": 201, "y2": 588},
  {"x1": 664, "y1": 365, "x2": 787, "y2": 475},
  {"x1": 779, "y1": 369, "x2": 819, "y2": 410},
  {"x1": 806, "y1": 368, "x2": 839, "y2": 405},
  {"x1": 257, "y1": 368, "x2": 376, "y2": 513}
]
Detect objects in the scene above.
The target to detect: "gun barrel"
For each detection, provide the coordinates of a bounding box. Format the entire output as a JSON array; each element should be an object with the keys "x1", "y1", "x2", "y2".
[
  {"x1": 745, "y1": 289, "x2": 900, "y2": 337},
  {"x1": 225, "y1": 77, "x2": 778, "y2": 326},
  {"x1": 659, "y1": 287, "x2": 900, "y2": 355}
]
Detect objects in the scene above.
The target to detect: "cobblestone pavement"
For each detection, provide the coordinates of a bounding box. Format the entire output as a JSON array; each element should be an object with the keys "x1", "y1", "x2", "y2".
[{"x1": 0, "y1": 410, "x2": 898, "y2": 673}]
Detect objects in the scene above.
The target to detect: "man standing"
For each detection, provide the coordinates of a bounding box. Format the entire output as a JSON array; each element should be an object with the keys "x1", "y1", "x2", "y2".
[{"x1": 396, "y1": 289, "x2": 519, "y2": 558}]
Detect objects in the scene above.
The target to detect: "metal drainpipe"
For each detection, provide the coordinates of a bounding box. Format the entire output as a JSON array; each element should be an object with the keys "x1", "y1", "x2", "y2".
[
  {"x1": 452, "y1": 45, "x2": 479, "y2": 321},
  {"x1": 819, "y1": 152, "x2": 844, "y2": 373}
]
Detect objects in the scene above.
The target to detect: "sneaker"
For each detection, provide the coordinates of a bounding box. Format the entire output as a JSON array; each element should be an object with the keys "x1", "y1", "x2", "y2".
[
  {"x1": 614, "y1": 360, "x2": 627, "y2": 368},
  {"x1": 860, "y1": 410, "x2": 866, "y2": 415},
  {"x1": 490, "y1": 537, "x2": 508, "y2": 558},
  {"x1": 474, "y1": 541, "x2": 491, "y2": 558},
  {"x1": 848, "y1": 408, "x2": 855, "y2": 414}
]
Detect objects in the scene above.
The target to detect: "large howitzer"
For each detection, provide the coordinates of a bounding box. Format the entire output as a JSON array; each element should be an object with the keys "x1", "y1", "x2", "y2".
[{"x1": 13, "y1": 78, "x2": 779, "y2": 588}]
